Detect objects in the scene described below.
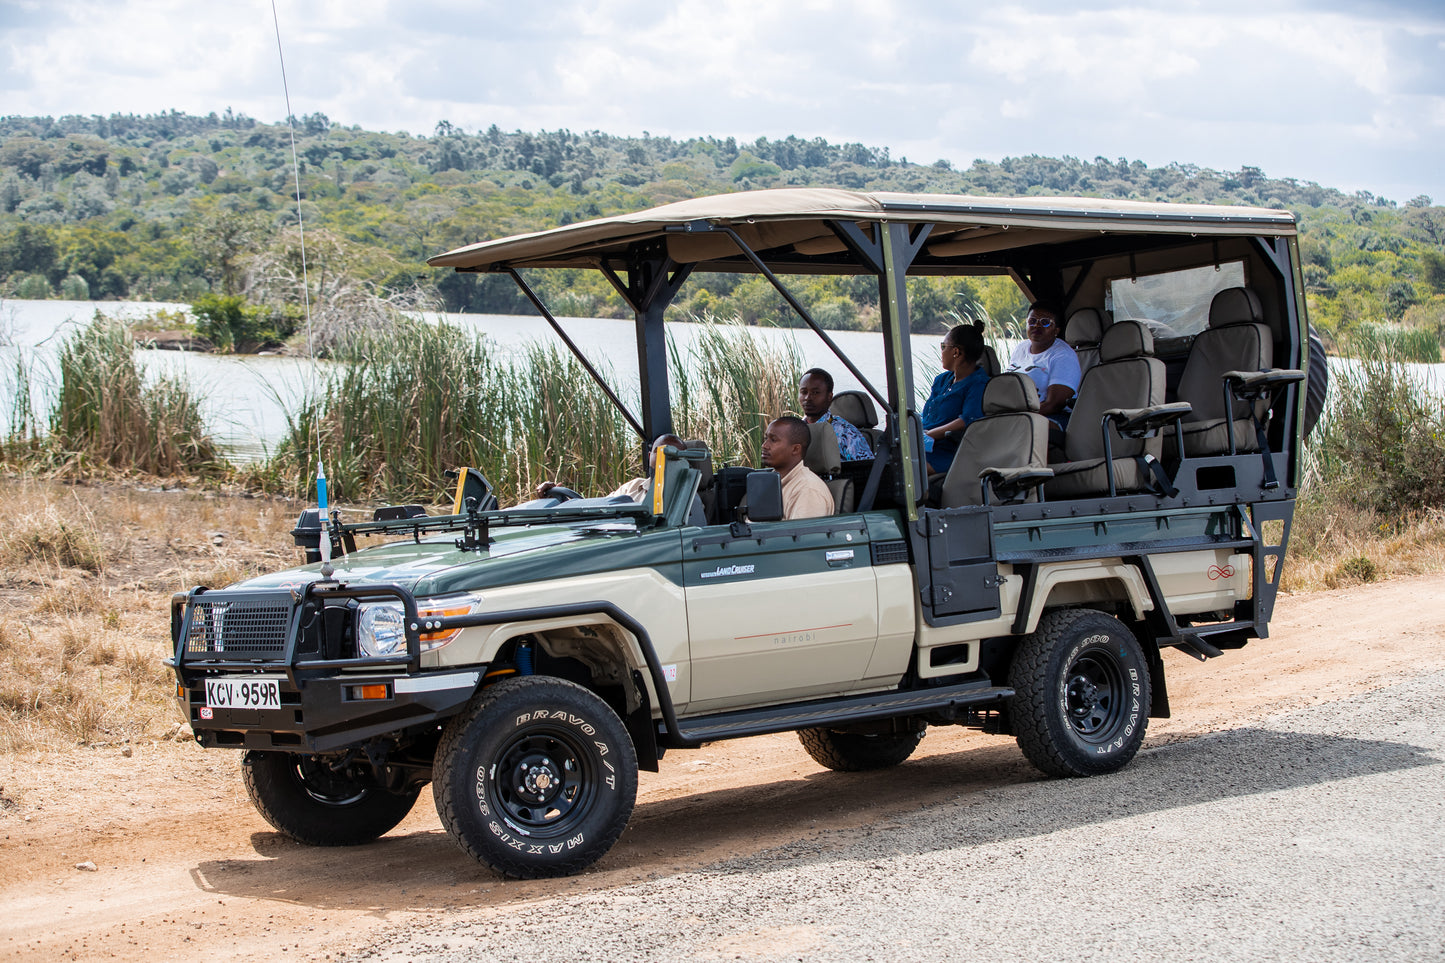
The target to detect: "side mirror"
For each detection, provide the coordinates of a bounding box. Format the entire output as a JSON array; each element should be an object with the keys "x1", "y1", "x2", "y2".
[{"x1": 744, "y1": 470, "x2": 783, "y2": 522}]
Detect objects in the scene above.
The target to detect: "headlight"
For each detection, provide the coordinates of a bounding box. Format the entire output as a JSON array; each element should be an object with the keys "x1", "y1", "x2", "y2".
[
  {"x1": 357, "y1": 601, "x2": 407, "y2": 658},
  {"x1": 356, "y1": 597, "x2": 477, "y2": 658}
]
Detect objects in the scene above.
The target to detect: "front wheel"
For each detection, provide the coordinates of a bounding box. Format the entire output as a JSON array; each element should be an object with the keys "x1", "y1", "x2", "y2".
[
  {"x1": 1008, "y1": 609, "x2": 1151, "y2": 777},
  {"x1": 433, "y1": 676, "x2": 638, "y2": 879},
  {"x1": 242, "y1": 751, "x2": 420, "y2": 845}
]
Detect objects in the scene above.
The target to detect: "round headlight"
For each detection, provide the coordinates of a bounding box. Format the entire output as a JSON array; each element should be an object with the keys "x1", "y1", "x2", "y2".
[{"x1": 356, "y1": 601, "x2": 407, "y2": 658}]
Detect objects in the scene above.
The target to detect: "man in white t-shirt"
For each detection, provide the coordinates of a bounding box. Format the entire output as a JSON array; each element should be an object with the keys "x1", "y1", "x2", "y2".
[{"x1": 1007, "y1": 300, "x2": 1082, "y2": 435}]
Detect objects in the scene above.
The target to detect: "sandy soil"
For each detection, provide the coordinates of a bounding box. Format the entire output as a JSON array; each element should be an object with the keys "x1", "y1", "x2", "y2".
[{"x1": 2, "y1": 574, "x2": 1442, "y2": 962}]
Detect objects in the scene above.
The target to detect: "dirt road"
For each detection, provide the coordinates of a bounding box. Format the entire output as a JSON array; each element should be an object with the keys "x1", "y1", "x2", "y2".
[{"x1": 2, "y1": 575, "x2": 1443, "y2": 962}]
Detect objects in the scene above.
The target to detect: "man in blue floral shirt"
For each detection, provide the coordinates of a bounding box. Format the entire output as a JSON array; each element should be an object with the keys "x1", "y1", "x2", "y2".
[{"x1": 798, "y1": 368, "x2": 874, "y2": 461}]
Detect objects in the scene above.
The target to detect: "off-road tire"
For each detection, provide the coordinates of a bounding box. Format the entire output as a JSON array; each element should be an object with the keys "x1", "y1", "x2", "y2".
[
  {"x1": 1008, "y1": 608, "x2": 1151, "y2": 778},
  {"x1": 242, "y1": 751, "x2": 420, "y2": 846},
  {"x1": 433, "y1": 676, "x2": 638, "y2": 879},
  {"x1": 797, "y1": 727, "x2": 925, "y2": 772}
]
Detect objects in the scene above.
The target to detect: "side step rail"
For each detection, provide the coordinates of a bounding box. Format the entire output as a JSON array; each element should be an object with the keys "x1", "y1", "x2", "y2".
[{"x1": 671, "y1": 679, "x2": 1012, "y2": 745}]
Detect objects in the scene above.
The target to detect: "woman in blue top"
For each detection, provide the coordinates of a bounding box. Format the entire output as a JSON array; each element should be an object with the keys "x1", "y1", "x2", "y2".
[{"x1": 921, "y1": 321, "x2": 990, "y2": 475}]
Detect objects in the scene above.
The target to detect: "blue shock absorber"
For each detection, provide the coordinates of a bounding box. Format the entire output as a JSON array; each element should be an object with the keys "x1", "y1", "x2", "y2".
[{"x1": 515, "y1": 640, "x2": 535, "y2": 675}]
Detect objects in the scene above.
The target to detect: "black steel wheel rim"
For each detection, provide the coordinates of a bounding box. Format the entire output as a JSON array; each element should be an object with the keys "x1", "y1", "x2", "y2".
[
  {"x1": 490, "y1": 726, "x2": 594, "y2": 837},
  {"x1": 292, "y1": 757, "x2": 369, "y2": 806},
  {"x1": 1063, "y1": 647, "x2": 1126, "y2": 743}
]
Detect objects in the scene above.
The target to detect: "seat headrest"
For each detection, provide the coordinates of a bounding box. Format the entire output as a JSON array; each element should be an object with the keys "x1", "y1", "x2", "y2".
[
  {"x1": 805, "y1": 421, "x2": 842, "y2": 474},
  {"x1": 829, "y1": 390, "x2": 877, "y2": 430},
  {"x1": 981, "y1": 371, "x2": 1040, "y2": 415},
  {"x1": 1100, "y1": 319, "x2": 1153, "y2": 361},
  {"x1": 1065, "y1": 307, "x2": 1106, "y2": 346},
  {"x1": 1209, "y1": 287, "x2": 1263, "y2": 327},
  {"x1": 981, "y1": 344, "x2": 1001, "y2": 378}
]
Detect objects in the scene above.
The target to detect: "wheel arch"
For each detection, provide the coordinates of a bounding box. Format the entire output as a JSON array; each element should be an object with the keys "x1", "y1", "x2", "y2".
[
  {"x1": 1014, "y1": 560, "x2": 1153, "y2": 636},
  {"x1": 476, "y1": 616, "x2": 663, "y2": 772}
]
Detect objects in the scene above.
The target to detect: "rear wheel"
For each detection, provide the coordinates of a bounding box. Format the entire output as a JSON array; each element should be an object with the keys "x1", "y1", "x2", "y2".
[
  {"x1": 1008, "y1": 609, "x2": 1151, "y2": 777},
  {"x1": 433, "y1": 676, "x2": 638, "y2": 879},
  {"x1": 798, "y1": 727, "x2": 925, "y2": 772},
  {"x1": 242, "y1": 751, "x2": 419, "y2": 845}
]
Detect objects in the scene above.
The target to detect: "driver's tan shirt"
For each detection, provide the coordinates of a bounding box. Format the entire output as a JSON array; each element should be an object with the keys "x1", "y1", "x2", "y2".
[
  {"x1": 610, "y1": 476, "x2": 649, "y2": 500},
  {"x1": 780, "y1": 462, "x2": 834, "y2": 520}
]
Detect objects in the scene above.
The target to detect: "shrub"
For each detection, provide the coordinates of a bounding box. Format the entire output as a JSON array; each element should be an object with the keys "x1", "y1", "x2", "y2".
[
  {"x1": 1307, "y1": 337, "x2": 1445, "y2": 514},
  {"x1": 190, "y1": 292, "x2": 267, "y2": 352}
]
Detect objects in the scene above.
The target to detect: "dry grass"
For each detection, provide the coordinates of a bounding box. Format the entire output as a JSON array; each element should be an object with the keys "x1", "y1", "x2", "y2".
[
  {"x1": 0, "y1": 477, "x2": 301, "y2": 753},
  {"x1": 1282, "y1": 493, "x2": 1445, "y2": 593}
]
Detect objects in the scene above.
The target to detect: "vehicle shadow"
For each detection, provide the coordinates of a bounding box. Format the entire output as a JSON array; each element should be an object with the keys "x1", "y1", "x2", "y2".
[{"x1": 187, "y1": 724, "x2": 1436, "y2": 910}]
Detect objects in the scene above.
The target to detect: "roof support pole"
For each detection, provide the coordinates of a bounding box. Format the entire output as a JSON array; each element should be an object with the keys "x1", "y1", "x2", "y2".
[
  {"x1": 625, "y1": 241, "x2": 693, "y2": 444},
  {"x1": 879, "y1": 222, "x2": 932, "y2": 518}
]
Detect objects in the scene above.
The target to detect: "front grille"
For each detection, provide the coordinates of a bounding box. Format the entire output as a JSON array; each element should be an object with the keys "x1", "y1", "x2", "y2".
[
  {"x1": 871, "y1": 539, "x2": 910, "y2": 565},
  {"x1": 186, "y1": 598, "x2": 293, "y2": 658}
]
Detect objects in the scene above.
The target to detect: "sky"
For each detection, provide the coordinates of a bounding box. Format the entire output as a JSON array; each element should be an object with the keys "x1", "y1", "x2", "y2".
[{"x1": 2, "y1": 0, "x2": 1444, "y2": 204}]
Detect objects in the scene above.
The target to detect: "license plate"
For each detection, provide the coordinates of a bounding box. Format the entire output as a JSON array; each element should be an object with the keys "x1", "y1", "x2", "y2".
[{"x1": 205, "y1": 678, "x2": 281, "y2": 711}]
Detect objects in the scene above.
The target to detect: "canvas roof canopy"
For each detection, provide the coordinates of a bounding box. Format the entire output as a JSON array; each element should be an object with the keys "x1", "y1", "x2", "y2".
[{"x1": 428, "y1": 188, "x2": 1299, "y2": 275}]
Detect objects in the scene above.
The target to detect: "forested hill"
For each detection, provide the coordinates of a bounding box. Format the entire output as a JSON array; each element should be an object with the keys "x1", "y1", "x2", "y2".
[{"x1": 1, "y1": 109, "x2": 1442, "y2": 346}]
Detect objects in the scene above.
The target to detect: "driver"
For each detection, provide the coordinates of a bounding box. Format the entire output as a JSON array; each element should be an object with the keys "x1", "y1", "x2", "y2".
[{"x1": 535, "y1": 434, "x2": 684, "y2": 501}]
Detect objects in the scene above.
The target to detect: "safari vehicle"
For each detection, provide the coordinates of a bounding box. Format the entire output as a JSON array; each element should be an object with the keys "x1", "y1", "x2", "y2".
[{"x1": 170, "y1": 189, "x2": 1319, "y2": 879}]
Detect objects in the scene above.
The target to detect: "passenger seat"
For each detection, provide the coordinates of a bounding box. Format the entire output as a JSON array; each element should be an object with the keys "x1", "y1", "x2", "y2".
[
  {"x1": 1169, "y1": 287, "x2": 1276, "y2": 457},
  {"x1": 828, "y1": 390, "x2": 882, "y2": 454},
  {"x1": 1045, "y1": 321, "x2": 1188, "y2": 499},
  {"x1": 939, "y1": 372, "x2": 1052, "y2": 507},
  {"x1": 805, "y1": 422, "x2": 851, "y2": 514},
  {"x1": 1064, "y1": 307, "x2": 1108, "y2": 378}
]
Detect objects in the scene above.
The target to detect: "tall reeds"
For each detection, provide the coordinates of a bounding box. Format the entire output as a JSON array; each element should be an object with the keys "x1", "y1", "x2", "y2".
[
  {"x1": 265, "y1": 315, "x2": 806, "y2": 505},
  {"x1": 46, "y1": 317, "x2": 219, "y2": 476},
  {"x1": 270, "y1": 319, "x2": 638, "y2": 505},
  {"x1": 670, "y1": 316, "x2": 804, "y2": 467}
]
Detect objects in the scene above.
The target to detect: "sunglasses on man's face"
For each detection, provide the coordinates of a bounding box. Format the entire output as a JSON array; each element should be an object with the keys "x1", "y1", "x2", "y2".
[{"x1": 1026, "y1": 317, "x2": 1055, "y2": 329}]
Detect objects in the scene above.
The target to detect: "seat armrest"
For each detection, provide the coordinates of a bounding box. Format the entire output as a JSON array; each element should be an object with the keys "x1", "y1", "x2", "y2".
[
  {"x1": 980, "y1": 466, "x2": 1054, "y2": 504},
  {"x1": 1223, "y1": 368, "x2": 1306, "y2": 399},
  {"x1": 1102, "y1": 402, "x2": 1194, "y2": 437}
]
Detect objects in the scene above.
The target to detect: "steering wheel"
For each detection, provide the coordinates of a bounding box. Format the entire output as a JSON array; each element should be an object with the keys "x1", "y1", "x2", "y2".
[{"x1": 547, "y1": 486, "x2": 583, "y2": 502}]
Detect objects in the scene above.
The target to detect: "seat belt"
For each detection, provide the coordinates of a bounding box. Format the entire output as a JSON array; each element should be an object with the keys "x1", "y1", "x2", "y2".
[
  {"x1": 1255, "y1": 416, "x2": 1278, "y2": 490},
  {"x1": 1134, "y1": 453, "x2": 1178, "y2": 498}
]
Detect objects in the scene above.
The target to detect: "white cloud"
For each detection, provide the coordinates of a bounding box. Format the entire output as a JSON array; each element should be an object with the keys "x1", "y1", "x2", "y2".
[{"x1": 0, "y1": 0, "x2": 1442, "y2": 200}]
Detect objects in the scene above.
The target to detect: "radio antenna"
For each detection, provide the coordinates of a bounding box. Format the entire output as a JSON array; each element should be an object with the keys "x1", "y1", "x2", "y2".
[{"x1": 270, "y1": 1, "x2": 333, "y2": 579}]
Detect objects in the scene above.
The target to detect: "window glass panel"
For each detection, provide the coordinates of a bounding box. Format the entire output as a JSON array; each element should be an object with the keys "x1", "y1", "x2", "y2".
[{"x1": 1106, "y1": 261, "x2": 1247, "y2": 338}]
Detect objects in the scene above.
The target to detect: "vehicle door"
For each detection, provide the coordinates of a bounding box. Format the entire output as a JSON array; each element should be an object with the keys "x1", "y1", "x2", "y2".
[{"x1": 682, "y1": 514, "x2": 880, "y2": 713}]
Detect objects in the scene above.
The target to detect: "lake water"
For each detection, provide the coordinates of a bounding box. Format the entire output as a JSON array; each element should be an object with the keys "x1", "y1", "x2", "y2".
[
  {"x1": 0, "y1": 299, "x2": 949, "y2": 462},
  {"x1": 4, "y1": 299, "x2": 1441, "y2": 463}
]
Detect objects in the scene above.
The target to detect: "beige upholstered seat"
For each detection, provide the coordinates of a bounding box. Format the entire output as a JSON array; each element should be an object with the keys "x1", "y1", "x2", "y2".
[
  {"x1": 1045, "y1": 321, "x2": 1167, "y2": 499},
  {"x1": 1065, "y1": 307, "x2": 1108, "y2": 378},
  {"x1": 940, "y1": 372, "x2": 1051, "y2": 507},
  {"x1": 828, "y1": 390, "x2": 882, "y2": 453},
  {"x1": 1169, "y1": 287, "x2": 1273, "y2": 458},
  {"x1": 805, "y1": 421, "x2": 850, "y2": 513}
]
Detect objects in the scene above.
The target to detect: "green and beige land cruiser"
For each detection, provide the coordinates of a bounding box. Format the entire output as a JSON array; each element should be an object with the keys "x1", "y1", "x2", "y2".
[{"x1": 169, "y1": 189, "x2": 1320, "y2": 878}]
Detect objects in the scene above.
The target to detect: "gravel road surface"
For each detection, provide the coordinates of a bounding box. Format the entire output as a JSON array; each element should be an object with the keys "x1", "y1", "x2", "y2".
[{"x1": 361, "y1": 670, "x2": 1445, "y2": 963}]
